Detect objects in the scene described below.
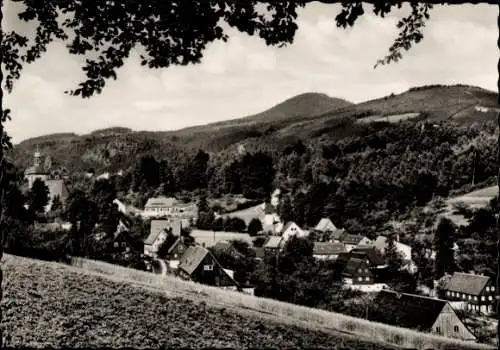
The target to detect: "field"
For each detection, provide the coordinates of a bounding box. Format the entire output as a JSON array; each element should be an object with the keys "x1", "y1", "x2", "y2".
[
  {"x1": 438, "y1": 185, "x2": 498, "y2": 226},
  {"x1": 1, "y1": 254, "x2": 397, "y2": 349},
  {"x1": 356, "y1": 113, "x2": 421, "y2": 124}
]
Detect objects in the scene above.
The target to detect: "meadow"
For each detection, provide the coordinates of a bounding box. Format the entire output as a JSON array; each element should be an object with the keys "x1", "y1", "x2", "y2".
[{"x1": 1, "y1": 254, "x2": 396, "y2": 349}]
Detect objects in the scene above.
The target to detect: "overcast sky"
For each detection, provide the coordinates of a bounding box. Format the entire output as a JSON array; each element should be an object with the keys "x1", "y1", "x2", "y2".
[{"x1": 3, "y1": 3, "x2": 498, "y2": 144}]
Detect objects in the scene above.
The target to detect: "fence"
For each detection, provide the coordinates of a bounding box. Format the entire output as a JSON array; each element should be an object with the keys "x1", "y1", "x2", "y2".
[{"x1": 69, "y1": 257, "x2": 495, "y2": 350}]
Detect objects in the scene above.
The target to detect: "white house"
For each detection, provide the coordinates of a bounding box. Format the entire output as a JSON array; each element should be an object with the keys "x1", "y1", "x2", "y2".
[
  {"x1": 143, "y1": 220, "x2": 181, "y2": 257},
  {"x1": 142, "y1": 196, "x2": 197, "y2": 222},
  {"x1": 314, "y1": 218, "x2": 338, "y2": 232},
  {"x1": 372, "y1": 235, "x2": 412, "y2": 262},
  {"x1": 280, "y1": 221, "x2": 308, "y2": 243}
]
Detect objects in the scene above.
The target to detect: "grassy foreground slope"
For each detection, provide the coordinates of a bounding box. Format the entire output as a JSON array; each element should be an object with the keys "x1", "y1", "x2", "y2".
[{"x1": 1, "y1": 255, "x2": 394, "y2": 349}]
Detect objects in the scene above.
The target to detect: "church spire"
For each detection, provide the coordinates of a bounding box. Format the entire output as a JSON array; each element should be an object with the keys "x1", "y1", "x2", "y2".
[{"x1": 34, "y1": 145, "x2": 41, "y2": 168}]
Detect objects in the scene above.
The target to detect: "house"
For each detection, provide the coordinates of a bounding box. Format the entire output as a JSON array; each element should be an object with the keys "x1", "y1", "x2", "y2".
[
  {"x1": 45, "y1": 179, "x2": 70, "y2": 212},
  {"x1": 263, "y1": 236, "x2": 283, "y2": 252},
  {"x1": 143, "y1": 220, "x2": 182, "y2": 257},
  {"x1": 165, "y1": 236, "x2": 188, "y2": 269},
  {"x1": 142, "y1": 196, "x2": 198, "y2": 222},
  {"x1": 178, "y1": 245, "x2": 239, "y2": 288},
  {"x1": 440, "y1": 272, "x2": 497, "y2": 314},
  {"x1": 221, "y1": 202, "x2": 282, "y2": 234},
  {"x1": 372, "y1": 235, "x2": 412, "y2": 262},
  {"x1": 341, "y1": 234, "x2": 372, "y2": 252},
  {"x1": 280, "y1": 221, "x2": 308, "y2": 242},
  {"x1": 368, "y1": 290, "x2": 476, "y2": 342},
  {"x1": 334, "y1": 255, "x2": 374, "y2": 285},
  {"x1": 190, "y1": 230, "x2": 253, "y2": 248},
  {"x1": 350, "y1": 246, "x2": 387, "y2": 268},
  {"x1": 314, "y1": 218, "x2": 338, "y2": 232},
  {"x1": 312, "y1": 242, "x2": 346, "y2": 260}
]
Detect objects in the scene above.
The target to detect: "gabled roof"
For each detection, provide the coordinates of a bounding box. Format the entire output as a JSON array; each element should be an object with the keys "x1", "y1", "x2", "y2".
[
  {"x1": 45, "y1": 179, "x2": 69, "y2": 201},
  {"x1": 167, "y1": 236, "x2": 185, "y2": 255},
  {"x1": 373, "y1": 236, "x2": 411, "y2": 253},
  {"x1": 330, "y1": 229, "x2": 346, "y2": 240},
  {"x1": 281, "y1": 221, "x2": 298, "y2": 233},
  {"x1": 313, "y1": 242, "x2": 346, "y2": 256},
  {"x1": 350, "y1": 246, "x2": 386, "y2": 266},
  {"x1": 369, "y1": 290, "x2": 449, "y2": 332},
  {"x1": 443, "y1": 272, "x2": 491, "y2": 296},
  {"x1": 145, "y1": 220, "x2": 181, "y2": 246},
  {"x1": 179, "y1": 245, "x2": 239, "y2": 287},
  {"x1": 179, "y1": 245, "x2": 210, "y2": 275},
  {"x1": 264, "y1": 236, "x2": 282, "y2": 249},
  {"x1": 315, "y1": 218, "x2": 337, "y2": 232},
  {"x1": 144, "y1": 196, "x2": 178, "y2": 208},
  {"x1": 341, "y1": 234, "x2": 367, "y2": 245}
]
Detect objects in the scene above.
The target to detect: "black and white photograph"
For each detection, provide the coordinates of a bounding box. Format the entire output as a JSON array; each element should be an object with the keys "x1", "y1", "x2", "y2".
[{"x1": 0, "y1": 1, "x2": 499, "y2": 349}]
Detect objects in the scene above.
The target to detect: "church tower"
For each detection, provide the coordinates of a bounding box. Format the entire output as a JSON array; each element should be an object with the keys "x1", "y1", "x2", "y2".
[{"x1": 24, "y1": 145, "x2": 49, "y2": 188}]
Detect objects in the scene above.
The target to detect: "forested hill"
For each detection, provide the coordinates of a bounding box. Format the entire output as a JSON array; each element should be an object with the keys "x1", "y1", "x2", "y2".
[{"x1": 11, "y1": 84, "x2": 497, "y2": 174}]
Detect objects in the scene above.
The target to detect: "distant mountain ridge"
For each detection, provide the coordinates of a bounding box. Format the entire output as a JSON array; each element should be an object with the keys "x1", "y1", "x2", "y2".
[{"x1": 11, "y1": 84, "x2": 498, "y2": 173}]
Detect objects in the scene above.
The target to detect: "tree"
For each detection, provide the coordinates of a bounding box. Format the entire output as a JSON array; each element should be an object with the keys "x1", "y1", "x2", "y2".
[
  {"x1": 29, "y1": 178, "x2": 50, "y2": 213},
  {"x1": 1, "y1": 0, "x2": 495, "y2": 344},
  {"x1": 385, "y1": 233, "x2": 403, "y2": 273},
  {"x1": 156, "y1": 229, "x2": 179, "y2": 259},
  {"x1": 433, "y1": 217, "x2": 457, "y2": 279},
  {"x1": 50, "y1": 195, "x2": 63, "y2": 213},
  {"x1": 248, "y1": 218, "x2": 263, "y2": 236},
  {"x1": 224, "y1": 217, "x2": 247, "y2": 233}
]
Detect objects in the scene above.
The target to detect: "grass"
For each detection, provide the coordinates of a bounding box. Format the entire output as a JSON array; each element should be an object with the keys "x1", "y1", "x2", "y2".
[
  {"x1": 59, "y1": 257, "x2": 497, "y2": 349},
  {"x1": 2, "y1": 254, "x2": 399, "y2": 349}
]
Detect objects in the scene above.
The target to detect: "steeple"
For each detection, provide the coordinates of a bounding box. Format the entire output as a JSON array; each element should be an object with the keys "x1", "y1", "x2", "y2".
[{"x1": 34, "y1": 145, "x2": 41, "y2": 168}]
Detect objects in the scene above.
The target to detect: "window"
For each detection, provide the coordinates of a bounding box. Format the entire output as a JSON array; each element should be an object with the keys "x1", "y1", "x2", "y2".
[
  {"x1": 481, "y1": 296, "x2": 486, "y2": 301},
  {"x1": 174, "y1": 253, "x2": 177, "y2": 258},
  {"x1": 486, "y1": 286, "x2": 490, "y2": 292},
  {"x1": 491, "y1": 286, "x2": 495, "y2": 292},
  {"x1": 113, "y1": 242, "x2": 119, "y2": 248},
  {"x1": 204, "y1": 265, "x2": 213, "y2": 271},
  {"x1": 365, "y1": 277, "x2": 370, "y2": 282},
  {"x1": 489, "y1": 296, "x2": 493, "y2": 301},
  {"x1": 357, "y1": 277, "x2": 362, "y2": 282},
  {"x1": 435, "y1": 326, "x2": 441, "y2": 334},
  {"x1": 365, "y1": 269, "x2": 369, "y2": 273},
  {"x1": 468, "y1": 295, "x2": 472, "y2": 300},
  {"x1": 454, "y1": 326, "x2": 459, "y2": 332},
  {"x1": 357, "y1": 269, "x2": 362, "y2": 273},
  {"x1": 474, "y1": 296, "x2": 478, "y2": 301},
  {"x1": 447, "y1": 291, "x2": 451, "y2": 296}
]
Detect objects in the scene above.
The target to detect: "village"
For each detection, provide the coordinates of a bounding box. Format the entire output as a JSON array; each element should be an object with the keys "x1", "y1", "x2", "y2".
[{"x1": 19, "y1": 148, "x2": 499, "y2": 345}]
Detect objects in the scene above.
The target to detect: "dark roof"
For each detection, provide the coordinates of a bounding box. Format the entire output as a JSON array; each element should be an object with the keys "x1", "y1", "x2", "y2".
[
  {"x1": 443, "y1": 272, "x2": 491, "y2": 296},
  {"x1": 179, "y1": 245, "x2": 210, "y2": 275},
  {"x1": 350, "y1": 246, "x2": 386, "y2": 266},
  {"x1": 369, "y1": 290, "x2": 449, "y2": 332},
  {"x1": 178, "y1": 245, "x2": 240, "y2": 287},
  {"x1": 313, "y1": 242, "x2": 346, "y2": 256}
]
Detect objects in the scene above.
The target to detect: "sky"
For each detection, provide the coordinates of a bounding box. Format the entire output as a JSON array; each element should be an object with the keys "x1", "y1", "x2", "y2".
[{"x1": 3, "y1": 2, "x2": 498, "y2": 144}]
